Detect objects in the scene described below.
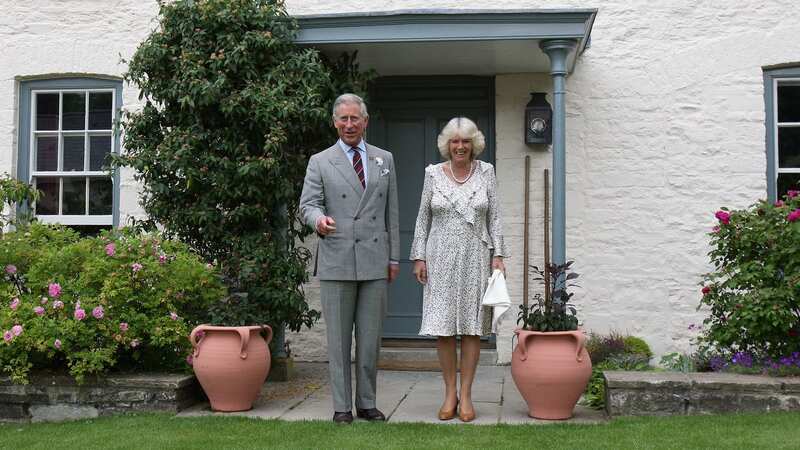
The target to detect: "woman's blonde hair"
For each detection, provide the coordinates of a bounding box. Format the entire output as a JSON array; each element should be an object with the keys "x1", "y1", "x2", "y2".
[{"x1": 437, "y1": 117, "x2": 486, "y2": 160}]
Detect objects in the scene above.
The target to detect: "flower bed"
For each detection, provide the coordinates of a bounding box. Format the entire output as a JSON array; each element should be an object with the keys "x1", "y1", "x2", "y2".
[{"x1": 0, "y1": 224, "x2": 226, "y2": 384}]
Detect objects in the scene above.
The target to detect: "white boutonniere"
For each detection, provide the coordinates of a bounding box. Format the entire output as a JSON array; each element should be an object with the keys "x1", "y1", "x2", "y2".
[
  {"x1": 374, "y1": 157, "x2": 384, "y2": 167},
  {"x1": 381, "y1": 168, "x2": 390, "y2": 177}
]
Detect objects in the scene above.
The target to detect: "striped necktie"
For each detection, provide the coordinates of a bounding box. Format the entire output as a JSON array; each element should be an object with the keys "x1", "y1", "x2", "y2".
[{"x1": 351, "y1": 147, "x2": 365, "y2": 189}]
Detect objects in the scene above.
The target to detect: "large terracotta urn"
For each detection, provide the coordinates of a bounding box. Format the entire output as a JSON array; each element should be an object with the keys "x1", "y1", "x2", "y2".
[
  {"x1": 190, "y1": 325, "x2": 273, "y2": 412},
  {"x1": 511, "y1": 329, "x2": 592, "y2": 420}
]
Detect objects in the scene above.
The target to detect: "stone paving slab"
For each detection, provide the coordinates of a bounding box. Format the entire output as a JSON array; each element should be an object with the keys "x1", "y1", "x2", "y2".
[{"x1": 177, "y1": 362, "x2": 609, "y2": 426}]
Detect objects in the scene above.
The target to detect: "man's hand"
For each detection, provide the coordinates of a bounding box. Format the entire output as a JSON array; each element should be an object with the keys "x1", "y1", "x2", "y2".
[
  {"x1": 315, "y1": 216, "x2": 336, "y2": 235},
  {"x1": 388, "y1": 264, "x2": 399, "y2": 283},
  {"x1": 413, "y1": 260, "x2": 427, "y2": 284}
]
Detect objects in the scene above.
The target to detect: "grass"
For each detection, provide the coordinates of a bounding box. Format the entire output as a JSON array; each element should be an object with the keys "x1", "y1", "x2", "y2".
[{"x1": 1, "y1": 411, "x2": 799, "y2": 449}]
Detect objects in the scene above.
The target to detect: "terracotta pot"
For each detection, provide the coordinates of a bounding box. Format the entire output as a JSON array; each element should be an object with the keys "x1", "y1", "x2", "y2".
[
  {"x1": 510, "y1": 329, "x2": 592, "y2": 420},
  {"x1": 189, "y1": 324, "x2": 273, "y2": 412}
]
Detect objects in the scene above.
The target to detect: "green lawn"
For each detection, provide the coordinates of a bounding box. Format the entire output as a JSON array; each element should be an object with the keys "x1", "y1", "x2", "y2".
[{"x1": 1, "y1": 412, "x2": 799, "y2": 449}]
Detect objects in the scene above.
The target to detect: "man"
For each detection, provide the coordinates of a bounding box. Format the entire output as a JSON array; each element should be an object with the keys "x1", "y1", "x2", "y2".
[{"x1": 299, "y1": 93, "x2": 399, "y2": 424}]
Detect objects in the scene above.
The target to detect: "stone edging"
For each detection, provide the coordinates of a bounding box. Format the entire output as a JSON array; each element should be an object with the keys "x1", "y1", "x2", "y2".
[
  {"x1": 604, "y1": 370, "x2": 800, "y2": 416},
  {"x1": 0, "y1": 373, "x2": 201, "y2": 423}
]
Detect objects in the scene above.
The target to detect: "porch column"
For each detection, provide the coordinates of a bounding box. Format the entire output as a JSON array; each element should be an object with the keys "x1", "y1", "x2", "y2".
[{"x1": 540, "y1": 39, "x2": 577, "y2": 266}]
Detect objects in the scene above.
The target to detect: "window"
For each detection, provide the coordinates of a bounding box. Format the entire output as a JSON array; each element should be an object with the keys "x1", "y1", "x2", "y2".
[
  {"x1": 765, "y1": 67, "x2": 800, "y2": 201},
  {"x1": 17, "y1": 78, "x2": 121, "y2": 226}
]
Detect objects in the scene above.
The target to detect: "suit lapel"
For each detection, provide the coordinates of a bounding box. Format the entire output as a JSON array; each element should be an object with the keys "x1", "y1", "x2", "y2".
[{"x1": 329, "y1": 146, "x2": 363, "y2": 196}]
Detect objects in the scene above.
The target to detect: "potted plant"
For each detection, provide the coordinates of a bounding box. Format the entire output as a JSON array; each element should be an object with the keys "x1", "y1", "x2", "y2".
[
  {"x1": 115, "y1": 0, "x2": 371, "y2": 411},
  {"x1": 512, "y1": 261, "x2": 592, "y2": 420}
]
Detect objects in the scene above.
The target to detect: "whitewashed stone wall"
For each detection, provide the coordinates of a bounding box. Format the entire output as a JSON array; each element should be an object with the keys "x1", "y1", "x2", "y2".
[{"x1": 2, "y1": 0, "x2": 799, "y2": 363}]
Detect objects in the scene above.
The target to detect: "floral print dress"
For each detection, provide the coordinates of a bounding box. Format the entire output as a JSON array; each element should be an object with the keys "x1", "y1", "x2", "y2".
[{"x1": 410, "y1": 161, "x2": 507, "y2": 336}]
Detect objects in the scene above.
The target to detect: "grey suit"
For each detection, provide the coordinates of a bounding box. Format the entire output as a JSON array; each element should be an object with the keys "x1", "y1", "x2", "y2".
[{"x1": 300, "y1": 142, "x2": 399, "y2": 412}]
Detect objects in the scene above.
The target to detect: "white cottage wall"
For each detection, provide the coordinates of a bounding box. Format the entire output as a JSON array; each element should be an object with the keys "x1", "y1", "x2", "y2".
[{"x1": 1, "y1": 0, "x2": 798, "y2": 363}]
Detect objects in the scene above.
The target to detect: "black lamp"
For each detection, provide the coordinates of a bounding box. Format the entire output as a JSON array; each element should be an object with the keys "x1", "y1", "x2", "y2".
[{"x1": 524, "y1": 92, "x2": 552, "y2": 145}]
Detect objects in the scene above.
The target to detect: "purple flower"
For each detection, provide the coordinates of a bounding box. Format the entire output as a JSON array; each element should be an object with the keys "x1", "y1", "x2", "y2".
[
  {"x1": 775, "y1": 200, "x2": 785, "y2": 207},
  {"x1": 788, "y1": 190, "x2": 799, "y2": 198},
  {"x1": 130, "y1": 339, "x2": 140, "y2": 348},
  {"x1": 186, "y1": 354, "x2": 194, "y2": 366},
  {"x1": 5, "y1": 264, "x2": 17, "y2": 274},
  {"x1": 711, "y1": 225, "x2": 720, "y2": 233},
  {"x1": 2, "y1": 331, "x2": 11, "y2": 343},
  {"x1": 715, "y1": 210, "x2": 731, "y2": 225},
  {"x1": 105, "y1": 243, "x2": 116, "y2": 256},
  {"x1": 131, "y1": 263, "x2": 143, "y2": 273},
  {"x1": 169, "y1": 312, "x2": 179, "y2": 321},
  {"x1": 48, "y1": 283, "x2": 62, "y2": 298},
  {"x1": 732, "y1": 351, "x2": 753, "y2": 368},
  {"x1": 92, "y1": 306, "x2": 104, "y2": 320},
  {"x1": 33, "y1": 306, "x2": 45, "y2": 316},
  {"x1": 52, "y1": 300, "x2": 64, "y2": 310},
  {"x1": 9, "y1": 297, "x2": 19, "y2": 310},
  {"x1": 11, "y1": 325, "x2": 23, "y2": 336},
  {"x1": 54, "y1": 339, "x2": 62, "y2": 349},
  {"x1": 119, "y1": 322, "x2": 129, "y2": 332},
  {"x1": 74, "y1": 308, "x2": 86, "y2": 321},
  {"x1": 787, "y1": 209, "x2": 800, "y2": 222},
  {"x1": 158, "y1": 254, "x2": 167, "y2": 265},
  {"x1": 709, "y1": 355, "x2": 726, "y2": 372}
]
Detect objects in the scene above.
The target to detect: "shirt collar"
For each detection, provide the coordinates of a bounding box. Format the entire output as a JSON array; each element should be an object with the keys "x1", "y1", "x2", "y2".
[{"x1": 337, "y1": 139, "x2": 366, "y2": 154}]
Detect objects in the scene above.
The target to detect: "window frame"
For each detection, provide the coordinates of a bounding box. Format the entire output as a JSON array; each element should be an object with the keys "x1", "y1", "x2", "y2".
[
  {"x1": 764, "y1": 66, "x2": 800, "y2": 202},
  {"x1": 17, "y1": 78, "x2": 121, "y2": 226}
]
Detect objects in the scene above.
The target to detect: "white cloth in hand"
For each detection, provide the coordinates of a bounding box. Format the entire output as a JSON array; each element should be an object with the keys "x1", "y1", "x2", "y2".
[{"x1": 481, "y1": 269, "x2": 511, "y2": 334}]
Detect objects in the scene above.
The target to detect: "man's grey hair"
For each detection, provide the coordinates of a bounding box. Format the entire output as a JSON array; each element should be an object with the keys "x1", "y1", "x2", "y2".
[{"x1": 332, "y1": 93, "x2": 369, "y2": 119}]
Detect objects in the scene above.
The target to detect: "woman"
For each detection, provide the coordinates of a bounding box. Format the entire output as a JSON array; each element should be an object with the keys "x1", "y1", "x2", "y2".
[{"x1": 410, "y1": 117, "x2": 506, "y2": 422}]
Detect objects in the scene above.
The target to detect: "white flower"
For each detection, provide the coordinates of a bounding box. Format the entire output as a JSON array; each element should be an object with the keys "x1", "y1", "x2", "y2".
[
  {"x1": 374, "y1": 157, "x2": 384, "y2": 167},
  {"x1": 381, "y1": 168, "x2": 390, "y2": 177}
]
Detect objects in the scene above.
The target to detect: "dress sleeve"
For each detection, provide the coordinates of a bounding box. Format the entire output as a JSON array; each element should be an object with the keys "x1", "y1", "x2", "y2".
[
  {"x1": 410, "y1": 168, "x2": 433, "y2": 260},
  {"x1": 486, "y1": 165, "x2": 507, "y2": 257}
]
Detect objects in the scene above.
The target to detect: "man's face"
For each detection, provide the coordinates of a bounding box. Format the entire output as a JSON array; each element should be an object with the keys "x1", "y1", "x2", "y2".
[{"x1": 333, "y1": 102, "x2": 368, "y2": 147}]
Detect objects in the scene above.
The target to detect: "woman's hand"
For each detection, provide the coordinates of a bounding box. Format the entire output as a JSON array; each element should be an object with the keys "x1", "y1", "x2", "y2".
[
  {"x1": 413, "y1": 260, "x2": 428, "y2": 284},
  {"x1": 492, "y1": 256, "x2": 505, "y2": 275}
]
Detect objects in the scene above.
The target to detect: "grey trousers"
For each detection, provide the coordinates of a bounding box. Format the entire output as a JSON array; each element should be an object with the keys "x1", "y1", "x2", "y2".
[{"x1": 320, "y1": 279, "x2": 387, "y2": 413}]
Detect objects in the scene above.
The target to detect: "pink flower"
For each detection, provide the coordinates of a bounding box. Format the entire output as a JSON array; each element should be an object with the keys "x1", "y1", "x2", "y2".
[
  {"x1": 130, "y1": 339, "x2": 140, "y2": 348},
  {"x1": 54, "y1": 339, "x2": 62, "y2": 349},
  {"x1": 186, "y1": 354, "x2": 194, "y2": 366},
  {"x1": 105, "y1": 243, "x2": 116, "y2": 256},
  {"x1": 711, "y1": 226, "x2": 720, "y2": 233},
  {"x1": 11, "y1": 325, "x2": 23, "y2": 336},
  {"x1": 714, "y1": 210, "x2": 731, "y2": 225},
  {"x1": 92, "y1": 306, "x2": 104, "y2": 319},
  {"x1": 206, "y1": 263, "x2": 213, "y2": 269},
  {"x1": 788, "y1": 209, "x2": 800, "y2": 222},
  {"x1": 48, "y1": 283, "x2": 62, "y2": 298},
  {"x1": 3, "y1": 331, "x2": 11, "y2": 342},
  {"x1": 170, "y1": 312, "x2": 179, "y2": 321},
  {"x1": 119, "y1": 322, "x2": 129, "y2": 332},
  {"x1": 9, "y1": 298, "x2": 19, "y2": 310},
  {"x1": 74, "y1": 308, "x2": 86, "y2": 321},
  {"x1": 5, "y1": 264, "x2": 17, "y2": 274},
  {"x1": 775, "y1": 200, "x2": 785, "y2": 207},
  {"x1": 158, "y1": 254, "x2": 167, "y2": 264},
  {"x1": 788, "y1": 190, "x2": 799, "y2": 198},
  {"x1": 52, "y1": 300, "x2": 64, "y2": 310},
  {"x1": 195, "y1": 330, "x2": 205, "y2": 340},
  {"x1": 34, "y1": 306, "x2": 45, "y2": 316},
  {"x1": 702, "y1": 286, "x2": 711, "y2": 295},
  {"x1": 131, "y1": 263, "x2": 143, "y2": 273}
]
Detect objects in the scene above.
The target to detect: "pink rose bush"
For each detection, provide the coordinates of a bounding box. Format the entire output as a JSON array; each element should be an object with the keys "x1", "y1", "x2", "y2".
[
  {"x1": 0, "y1": 223, "x2": 226, "y2": 384},
  {"x1": 701, "y1": 188, "x2": 800, "y2": 359}
]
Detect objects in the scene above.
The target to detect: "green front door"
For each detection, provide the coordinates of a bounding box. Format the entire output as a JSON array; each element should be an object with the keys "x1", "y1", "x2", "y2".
[{"x1": 368, "y1": 76, "x2": 495, "y2": 339}]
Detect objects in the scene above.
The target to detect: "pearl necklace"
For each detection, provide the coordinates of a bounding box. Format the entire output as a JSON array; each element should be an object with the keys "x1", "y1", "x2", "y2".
[{"x1": 449, "y1": 161, "x2": 475, "y2": 184}]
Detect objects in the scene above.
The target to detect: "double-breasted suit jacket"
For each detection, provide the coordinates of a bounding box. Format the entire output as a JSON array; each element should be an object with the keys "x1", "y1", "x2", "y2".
[{"x1": 300, "y1": 143, "x2": 400, "y2": 280}]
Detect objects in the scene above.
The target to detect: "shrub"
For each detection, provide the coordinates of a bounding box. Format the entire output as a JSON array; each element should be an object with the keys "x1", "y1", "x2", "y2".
[
  {"x1": 0, "y1": 224, "x2": 226, "y2": 384},
  {"x1": 583, "y1": 332, "x2": 653, "y2": 409}
]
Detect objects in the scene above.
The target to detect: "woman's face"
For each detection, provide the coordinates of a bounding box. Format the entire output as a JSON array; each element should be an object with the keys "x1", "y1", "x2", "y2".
[{"x1": 448, "y1": 135, "x2": 473, "y2": 164}]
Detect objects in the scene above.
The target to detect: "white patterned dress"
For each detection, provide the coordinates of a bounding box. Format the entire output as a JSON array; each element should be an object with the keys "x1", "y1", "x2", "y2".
[{"x1": 410, "y1": 161, "x2": 507, "y2": 336}]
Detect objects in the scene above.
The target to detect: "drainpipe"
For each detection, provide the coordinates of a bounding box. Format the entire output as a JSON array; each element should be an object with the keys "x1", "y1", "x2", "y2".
[{"x1": 540, "y1": 39, "x2": 577, "y2": 267}]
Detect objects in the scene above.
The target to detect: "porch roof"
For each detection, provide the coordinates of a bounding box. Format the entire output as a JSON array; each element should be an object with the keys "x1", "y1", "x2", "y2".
[{"x1": 295, "y1": 9, "x2": 597, "y2": 75}]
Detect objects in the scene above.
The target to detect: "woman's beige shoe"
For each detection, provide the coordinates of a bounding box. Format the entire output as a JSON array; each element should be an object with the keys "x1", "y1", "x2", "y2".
[
  {"x1": 458, "y1": 406, "x2": 476, "y2": 422},
  {"x1": 438, "y1": 399, "x2": 458, "y2": 421}
]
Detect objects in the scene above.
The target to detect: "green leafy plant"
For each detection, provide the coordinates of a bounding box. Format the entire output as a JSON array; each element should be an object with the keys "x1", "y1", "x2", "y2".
[
  {"x1": 0, "y1": 174, "x2": 40, "y2": 231},
  {"x1": 699, "y1": 189, "x2": 800, "y2": 359},
  {"x1": 517, "y1": 261, "x2": 580, "y2": 332},
  {"x1": 115, "y1": 0, "x2": 372, "y2": 330},
  {"x1": 583, "y1": 332, "x2": 653, "y2": 409},
  {"x1": 0, "y1": 223, "x2": 225, "y2": 384}
]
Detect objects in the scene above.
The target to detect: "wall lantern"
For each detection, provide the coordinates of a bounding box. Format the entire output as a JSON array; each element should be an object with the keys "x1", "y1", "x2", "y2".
[{"x1": 525, "y1": 92, "x2": 552, "y2": 145}]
